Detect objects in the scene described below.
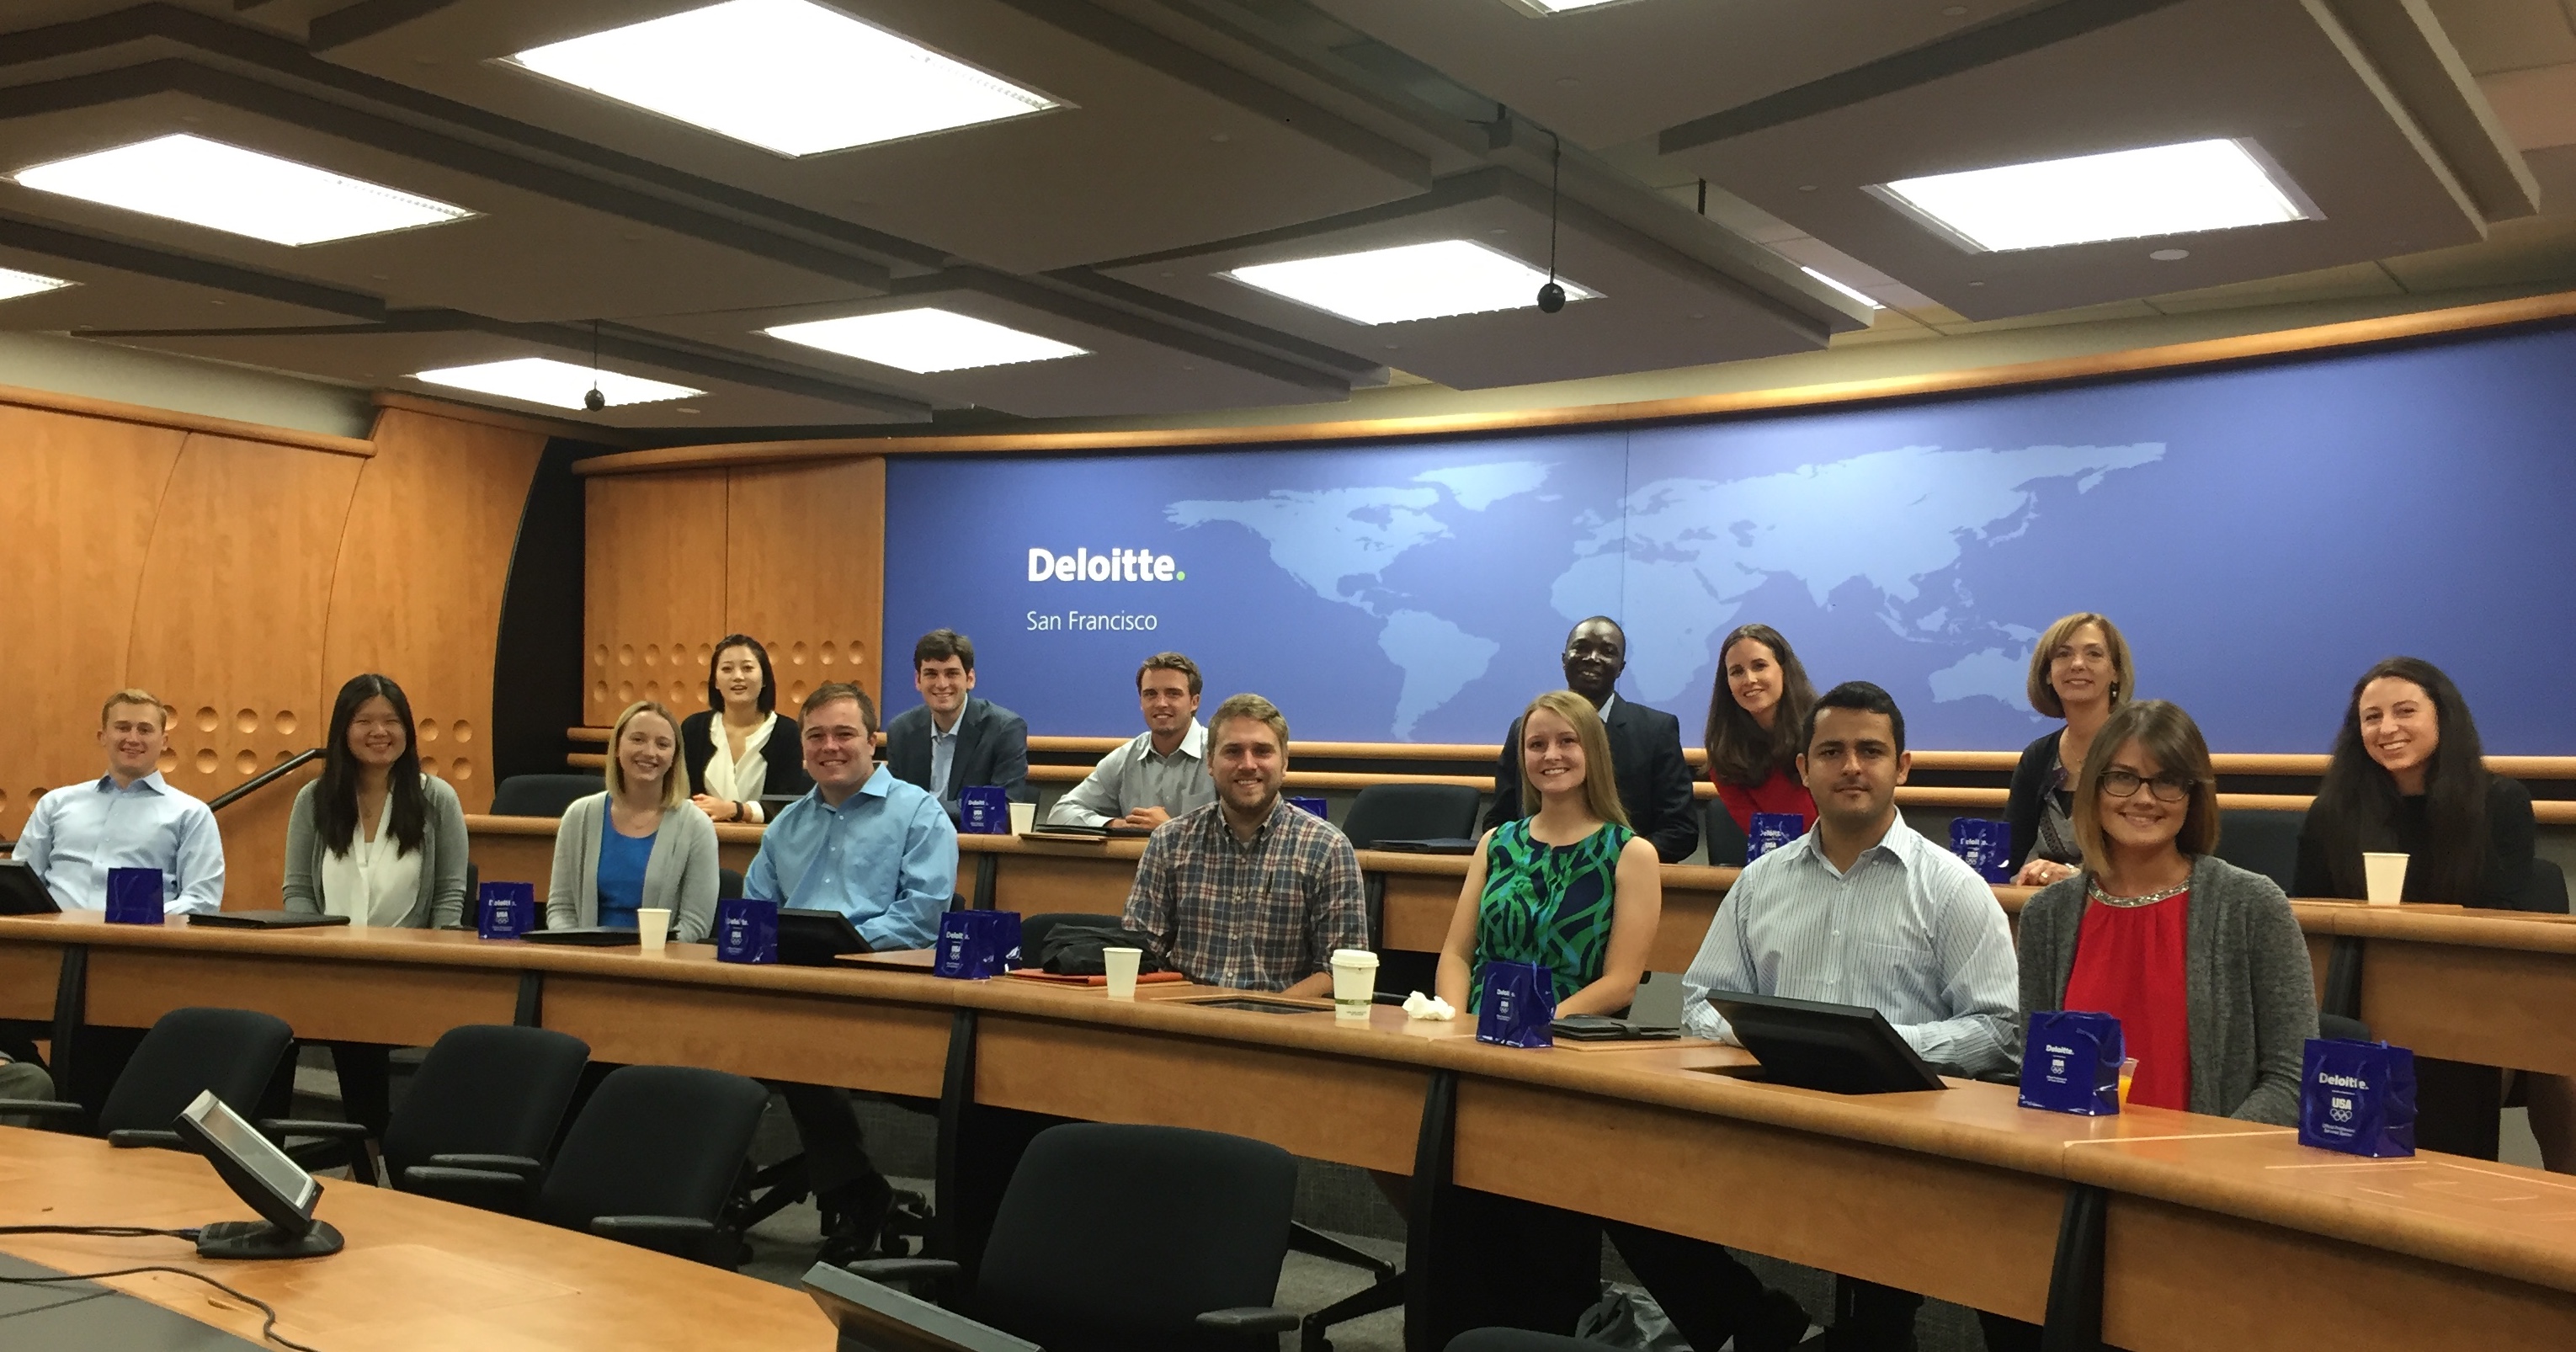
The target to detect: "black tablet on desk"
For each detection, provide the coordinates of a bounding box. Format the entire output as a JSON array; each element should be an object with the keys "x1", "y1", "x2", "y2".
[
  {"x1": 780, "y1": 908, "x2": 870, "y2": 966},
  {"x1": 519, "y1": 926, "x2": 641, "y2": 947},
  {"x1": 803, "y1": 1264, "x2": 1037, "y2": 1352},
  {"x1": 189, "y1": 910, "x2": 349, "y2": 929},
  {"x1": 1707, "y1": 990, "x2": 1950, "y2": 1094},
  {"x1": 0, "y1": 861, "x2": 61, "y2": 915}
]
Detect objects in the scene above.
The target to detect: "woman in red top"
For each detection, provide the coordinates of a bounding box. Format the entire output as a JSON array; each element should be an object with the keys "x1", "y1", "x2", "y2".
[
  {"x1": 2014, "y1": 700, "x2": 2316, "y2": 1121},
  {"x1": 1700, "y1": 624, "x2": 1818, "y2": 862}
]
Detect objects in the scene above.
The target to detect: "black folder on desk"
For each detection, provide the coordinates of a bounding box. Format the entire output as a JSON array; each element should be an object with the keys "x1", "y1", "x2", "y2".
[{"x1": 188, "y1": 911, "x2": 349, "y2": 929}]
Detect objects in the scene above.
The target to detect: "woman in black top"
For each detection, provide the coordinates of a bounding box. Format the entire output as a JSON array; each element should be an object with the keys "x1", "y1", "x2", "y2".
[
  {"x1": 681, "y1": 635, "x2": 811, "y2": 824},
  {"x1": 2007, "y1": 612, "x2": 2136, "y2": 886},
  {"x1": 2294, "y1": 656, "x2": 2547, "y2": 1164}
]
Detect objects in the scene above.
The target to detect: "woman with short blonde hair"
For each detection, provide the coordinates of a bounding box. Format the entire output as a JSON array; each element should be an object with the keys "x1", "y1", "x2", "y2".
[
  {"x1": 1441, "y1": 689, "x2": 1659, "y2": 1018},
  {"x1": 548, "y1": 700, "x2": 718, "y2": 939},
  {"x1": 2009, "y1": 612, "x2": 2137, "y2": 886}
]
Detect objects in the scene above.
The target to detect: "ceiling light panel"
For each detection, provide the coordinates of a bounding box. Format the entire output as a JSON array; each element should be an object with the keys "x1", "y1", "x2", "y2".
[
  {"x1": 765, "y1": 307, "x2": 1087, "y2": 373},
  {"x1": 1871, "y1": 139, "x2": 2313, "y2": 253},
  {"x1": 10, "y1": 135, "x2": 474, "y2": 247},
  {"x1": 1512, "y1": 0, "x2": 1632, "y2": 11},
  {"x1": 0, "y1": 267, "x2": 74, "y2": 302},
  {"x1": 414, "y1": 357, "x2": 701, "y2": 409},
  {"x1": 508, "y1": 0, "x2": 1059, "y2": 157},
  {"x1": 1797, "y1": 267, "x2": 1881, "y2": 309},
  {"x1": 1226, "y1": 239, "x2": 1597, "y2": 325}
]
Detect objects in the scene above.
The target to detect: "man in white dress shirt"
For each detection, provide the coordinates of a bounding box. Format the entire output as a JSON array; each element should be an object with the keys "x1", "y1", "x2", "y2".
[
  {"x1": 1045, "y1": 652, "x2": 1215, "y2": 828},
  {"x1": 1610, "y1": 681, "x2": 2019, "y2": 1352}
]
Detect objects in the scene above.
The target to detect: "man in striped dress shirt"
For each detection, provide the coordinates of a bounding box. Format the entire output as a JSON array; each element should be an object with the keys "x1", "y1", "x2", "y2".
[{"x1": 1611, "y1": 680, "x2": 2019, "y2": 1352}]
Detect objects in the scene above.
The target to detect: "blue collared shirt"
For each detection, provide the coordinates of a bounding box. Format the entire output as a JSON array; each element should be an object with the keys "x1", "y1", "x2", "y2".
[
  {"x1": 10, "y1": 771, "x2": 225, "y2": 914},
  {"x1": 929, "y1": 721, "x2": 959, "y2": 807},
  {"x1": 1681, "y1": 813, "x2": 2017, "y2": 1075},
  {"x1": 742, "y1": 765, "x2": 956, "y2": 951}
]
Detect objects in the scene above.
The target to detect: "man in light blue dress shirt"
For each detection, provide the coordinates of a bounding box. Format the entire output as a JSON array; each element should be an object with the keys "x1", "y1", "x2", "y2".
[
  {"x1": 1611, "y1": 681, "x2": 2019, "y2": 1352},
  {"x1": 12, "y1": 689, "x2": 225, "y2": 915},
  {"x1": 742, "y1": 680, "x2": 956, "y2": 1266}
]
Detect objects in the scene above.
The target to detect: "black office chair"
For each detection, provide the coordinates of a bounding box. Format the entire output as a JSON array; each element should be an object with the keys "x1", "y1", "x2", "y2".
[
  {"x1": 1702, "y1": 798, "x2": 1751, "y2": 867},
  {"x1": 0, "y1": 1007, "x2": 293, "y2": 1147},
  {"x1": 854, "y1": 1122, "x2": 1301, "y2": 1351},
  {"x1": 2213, "y1": 808, "x2": 2302, "y2": 893},
  {"x1": 719, "y1": 867, "x2": 746, "y2": 901},
  {"x1": 1446, "y1": 1333, "x2": 1614, "y2": 1351},
  {"x1": 2320, "y1": 1013, "x2": 2373, "y2": 1042},
  {"x1": 431, "y1": 1065, "x2": 768, "y2": 1265},
  {"x1": 269, "y1": 1025, "x2": 590, "y2": 1198},
  {"x1": 489, "y1": 773, "x2": 604, "y2": 818},
  {"x1": 1340, "y1": 783, "x2": 1482, "y2": 847},
  {"x1": 2521, "y1": 859, "x2": 2569, "y2": 914},
  {"x1": 457, "y1": 860, "x2": 482, "y2": 930}
]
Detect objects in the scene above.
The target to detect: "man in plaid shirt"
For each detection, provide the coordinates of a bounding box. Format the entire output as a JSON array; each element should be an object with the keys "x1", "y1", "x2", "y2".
[{"x1": 1120, "y1": 693, "x2": 1366, "y2": 997}]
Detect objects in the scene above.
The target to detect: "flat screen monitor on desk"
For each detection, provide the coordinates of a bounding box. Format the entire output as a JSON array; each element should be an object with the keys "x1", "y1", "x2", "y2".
[
  {"x1": 802, "y1": 1264, "x2": 1038, "y2": 1352},
  {"x1": 1707, "y1": 991, "x2": 1951, "y2": 1094}
]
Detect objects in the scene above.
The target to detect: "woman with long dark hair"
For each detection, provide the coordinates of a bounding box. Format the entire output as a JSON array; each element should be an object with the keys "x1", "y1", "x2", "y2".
[
  {"x1": 684, "y1": 634, "x2": 809, "y2": 824},
  {"x1": 1700, "y1": 624, "x2": 1818, "y2": 860},
  {"x1": 281, "y1": 673, "x2": 470, "y2": 1132},
  {"x1": 2296, "y1": 656, "x2": 2545, "y2": 1163}
]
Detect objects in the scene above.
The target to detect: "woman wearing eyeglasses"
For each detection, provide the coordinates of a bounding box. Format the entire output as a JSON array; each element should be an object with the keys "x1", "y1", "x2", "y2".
[{"x1": 2014, "y1": 699, "x2": 2318, "y2": 1121}]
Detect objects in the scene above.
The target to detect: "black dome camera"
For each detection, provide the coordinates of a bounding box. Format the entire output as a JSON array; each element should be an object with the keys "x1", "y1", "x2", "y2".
[
  {"x1": 583, "y1": 386, "x2": 606, "y2": 412},
  {"x1": 1536, "y1": 281, "x2": 1566, "y2": 314}
]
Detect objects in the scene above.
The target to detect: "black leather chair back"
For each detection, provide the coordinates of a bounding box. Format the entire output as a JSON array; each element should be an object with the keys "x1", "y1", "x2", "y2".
[
  {"x1": 2213, "y1": 808, "x2": 2302, "y2": 893},
  {"x1": 97, "y1": 1007, "x2": 294, "y2": 1136},
  {"x1": 718, "y1": 868, "x2": 745, "y2": 901},
  {"x1": 2522, "y1": 858, "x2": 2570, "y2": 914},
  {"x1": 382, "y1": 1025, "x2": 590, "y2": 1188},
  {"x1": 1341, "y1": 784, "x2": 1481, "y2": 847},
  {"x1": 1702, "y1": 799, "x2": 1751, "y2": 867},
  {"x1": 1445, "y1": 1332, "x2": 1612, "y2": 1351},
  {"x1": 490, "y1": 773, "x2": 606, "y2": 818},
  {"x1": 535, "y1": 1065, "x2": 768, "y2": 1233},
  {"x1": 975, "y1": 1123, "x2": 1296, "y2": 1352}
]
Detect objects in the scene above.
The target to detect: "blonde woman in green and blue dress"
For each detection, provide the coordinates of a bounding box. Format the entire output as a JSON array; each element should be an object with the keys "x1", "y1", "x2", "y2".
[{"x1": 1437, "y1": 688, "x2": 1663, "y2": 1016}]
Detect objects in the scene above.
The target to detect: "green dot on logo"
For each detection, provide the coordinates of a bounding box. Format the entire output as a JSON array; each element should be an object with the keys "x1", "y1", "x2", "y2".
[{"x1": 1176, "y1": 571, "x2": 1185, "y2": 580}]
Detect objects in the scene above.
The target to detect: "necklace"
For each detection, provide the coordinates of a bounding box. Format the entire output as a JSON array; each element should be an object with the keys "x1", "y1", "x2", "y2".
[{"x1": 2088, "y1": 878, "x2": 2188, "y2": 908}]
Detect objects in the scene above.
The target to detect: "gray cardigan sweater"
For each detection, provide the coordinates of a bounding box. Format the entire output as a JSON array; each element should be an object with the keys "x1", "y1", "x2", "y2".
[
  {"x1": 546, "y1": 792, "x2": 720, "y2": 941},
  {"x1": 2017, "y1": 854, "x2": 2318, "y2": 1126},
  {"x1": 281, "y1": 776, "x2": 471, "y2": 929}
]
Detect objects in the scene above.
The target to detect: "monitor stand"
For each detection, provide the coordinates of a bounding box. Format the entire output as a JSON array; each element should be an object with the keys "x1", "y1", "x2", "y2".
[{"x1": 195, "y1": 1220, "x2": 344, "y2": 1260}]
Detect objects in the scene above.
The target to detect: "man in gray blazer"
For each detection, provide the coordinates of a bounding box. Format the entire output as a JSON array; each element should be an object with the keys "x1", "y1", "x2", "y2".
[{"x1": 882, "y1": 629, "x2": 1031, "y2": 824}]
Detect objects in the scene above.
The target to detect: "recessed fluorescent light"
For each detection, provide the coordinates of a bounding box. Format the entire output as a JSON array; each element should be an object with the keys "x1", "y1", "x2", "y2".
[
  {"x1": 1510, "y1": 0, "x2": 1631, "y2": 11},
  {"x1": 0, "y1": 267, "x2": 74, "y2": 302},
  {"x1": 10, "y1": 134, "x2": 472, "y2": 247},
  {"x1": 764, "y1": 307, "x2": 1087, "y2": 374},
  {"x1": 1871, "y1": 138, "x2": 2313, "y2": 253},
  {"x1": 1227, "y1": 239, "x2": 1599, "y2": 326},
  {"x1": 413, "y1": 358, "x2": 701, "y2": 410},
  {"x1": 1799, "y1": 266, "x2": 1881, "y2": 310},
  {"x1": 508, "y1": 0, "x2": 1058, "y2": 157}
]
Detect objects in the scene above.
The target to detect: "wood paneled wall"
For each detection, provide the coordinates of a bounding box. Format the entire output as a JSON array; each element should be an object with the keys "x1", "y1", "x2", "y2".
[
  {"x1": 0, "y1": 394, "x2": 544, "y2": 908},
  {"x1": 584, "y1": 457, "x2": 885, "y2": 728}
]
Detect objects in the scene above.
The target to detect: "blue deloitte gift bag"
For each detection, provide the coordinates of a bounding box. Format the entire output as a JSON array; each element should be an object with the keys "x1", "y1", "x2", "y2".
[
  {"x1": 716, "y1": 897, "x2": 779, "y2": 965},
  {"x1": 1747, "y1": 812, "x2": 1804, "y2": 861},
  {"x1": 2019, "y1": 1010, "x2": 2123, "y2": 1115},
  {"x1": 959, "y1": 786, "x2": 1011, "y2": 835},
  {"x1": 1476, "y1": 961, "x2": 1556, "y2": 1049},
  {"x1": 104, "y1": 867, "x2": 164, "y2": 924},
  {"x1": 1950, "y1": 819, "x2": 2014, "y2": 884},
  {"x1": 2300, "y1": 1038, "x2": 2416, "y2": 1158},
  {"x1": 476, "y1": 881, "x2": 535, "y2": 939},
  {"x1": 935, "y1": 910, "x2": 1022, "y2": 979}
]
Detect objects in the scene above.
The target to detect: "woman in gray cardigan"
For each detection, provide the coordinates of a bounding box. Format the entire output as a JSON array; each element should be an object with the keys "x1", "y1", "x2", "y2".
[
  {"x1": 548, "y1": 700, "x2": 720, "y2": 941},
  {"x1": 2017, "y1": 700, "x2": 2318, "y2": 1125},
  {"x1": 279, "y1": 674, "x2": 470, "y2": 1134}
]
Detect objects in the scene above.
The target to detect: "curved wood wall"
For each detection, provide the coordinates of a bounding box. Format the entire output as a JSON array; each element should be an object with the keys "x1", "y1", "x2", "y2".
[
  {"x1": 0, "y1": 391, "x2": 543, "y2": 908},
  {"x1": 583, "y1": 457, "x2": 886, "y2": 730}
]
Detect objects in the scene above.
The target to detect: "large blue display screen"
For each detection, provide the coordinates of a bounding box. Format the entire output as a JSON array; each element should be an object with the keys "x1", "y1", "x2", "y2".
[{"x1": 885, "y1": 323, "x2": 2568, "y2": 751}]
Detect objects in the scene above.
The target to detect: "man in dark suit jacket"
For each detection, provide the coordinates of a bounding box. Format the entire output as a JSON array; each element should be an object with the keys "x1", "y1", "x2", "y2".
[
  {"x1": 1484, "y1": 616, "x2": 1700, "y2": 863},
  {"x1": 882, "y1": 629, "x2": 1032, "y2": 824}
]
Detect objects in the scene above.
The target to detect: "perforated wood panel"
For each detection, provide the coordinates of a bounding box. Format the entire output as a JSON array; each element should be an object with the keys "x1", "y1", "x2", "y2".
[{"x1": 584, "y1": 470, "x2": 727, "y2": 728}]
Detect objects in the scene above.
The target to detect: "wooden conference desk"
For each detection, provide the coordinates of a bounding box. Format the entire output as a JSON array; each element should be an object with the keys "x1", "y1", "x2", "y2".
[
  {"x1": 0, "y1": 1126, "x2": 828, "y2": 1349},
  {"x1": 460, "y1": 817, "x2": 2576, "y2": 1077},
  {"x1": 1, "y1": 913, "x2": 2573, "y2": 1351}
]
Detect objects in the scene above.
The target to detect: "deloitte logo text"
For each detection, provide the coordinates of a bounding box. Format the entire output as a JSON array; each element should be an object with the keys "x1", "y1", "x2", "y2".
[{"x1": 1028, "y1": 547, "x2": 1183, "y2": 583}]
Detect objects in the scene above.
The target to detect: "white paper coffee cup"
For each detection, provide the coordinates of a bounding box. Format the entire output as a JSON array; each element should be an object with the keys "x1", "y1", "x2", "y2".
[
  {"x1": 1009, "y1": 801, "x2": 1036, "y2": 835},
  {"x1": 1331, "y1": 948, "x2": 1379, "y2": 1021},
  {"x1": 2362, "y1": 852, "x2": 2408, "y2": 906},
  {"x1": 1103, "y1": 945, "x2": 1142, "y2": 998},
  {"x1": 638, "y1": 907, "x2": 671, "y2": 954}
]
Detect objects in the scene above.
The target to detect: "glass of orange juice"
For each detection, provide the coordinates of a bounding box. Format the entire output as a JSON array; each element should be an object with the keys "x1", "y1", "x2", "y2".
[{"x1": 2117, "y1": 1057, "x2": 2141, "y2": 1106}]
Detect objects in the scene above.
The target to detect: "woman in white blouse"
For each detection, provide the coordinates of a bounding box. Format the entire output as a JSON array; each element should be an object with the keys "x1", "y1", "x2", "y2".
[
  {"x1": 281, "y1": 673, "x2": 469, "y2": 1133},
  {"x1": 682, "y1": 634, "x2": 810, "y2": 824}
]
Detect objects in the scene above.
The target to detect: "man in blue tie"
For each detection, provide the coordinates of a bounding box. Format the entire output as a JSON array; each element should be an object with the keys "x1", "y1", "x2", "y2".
[{"x1": 743, "y1": 681, "x2": 955, "y2": 1263}]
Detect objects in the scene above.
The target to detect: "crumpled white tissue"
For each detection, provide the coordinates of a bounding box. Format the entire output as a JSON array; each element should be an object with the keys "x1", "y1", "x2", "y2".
[{"x1": 1402, "y1": 991, "x2": 1456, "y2": 1021}]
